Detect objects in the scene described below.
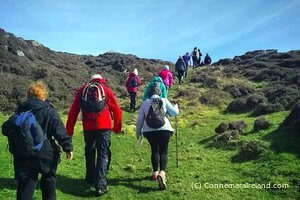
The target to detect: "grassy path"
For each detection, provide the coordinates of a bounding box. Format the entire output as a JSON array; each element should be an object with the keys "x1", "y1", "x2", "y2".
[{"x1": 0, "y1": 83, "x2": 300, "y2": 199}]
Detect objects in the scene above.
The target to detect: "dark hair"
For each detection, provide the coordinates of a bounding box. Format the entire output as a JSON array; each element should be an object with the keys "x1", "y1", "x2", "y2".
[{"x1": 148, "y1": 82, "x2": 161, "y2": 97}]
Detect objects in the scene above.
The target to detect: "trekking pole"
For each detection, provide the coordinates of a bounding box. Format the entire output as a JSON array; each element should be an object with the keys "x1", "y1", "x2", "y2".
[{"x1": 175, "y1": 115, "x2": 179, "y2": 167}]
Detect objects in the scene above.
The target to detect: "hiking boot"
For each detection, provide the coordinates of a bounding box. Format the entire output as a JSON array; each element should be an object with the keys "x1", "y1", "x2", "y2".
[
  {"x1": 151, "y1": 171, "x2": 159, "y2": 181},
  {"x1": 157, "y1": 171, "x2": 167, "y2": 190},
  {"x1": 96, "y1": 186, "x2": 108, "y2": 197}
]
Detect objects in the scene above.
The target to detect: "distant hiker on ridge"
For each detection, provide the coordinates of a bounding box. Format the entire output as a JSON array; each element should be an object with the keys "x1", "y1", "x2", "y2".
[
  {"x1": 175, "y1": 56, "x2": 186, "y2": 84},
  {"x1": 143, "y1": 76, "x2": 167, "y2": 100},
  {"x1": 2, "y1": 81, "x2": 73, "y2": 200},
  {"x1": 197, "y1": 49, "x2": 202, "y2": 66},
  {"x1": 159, "y1": 65, "x2": 173, "y2": 90},
  {"x1": 66, "y1": 74, "x2": 122, "y2": 197},
  {"x1": 136, "y1": 82, "x2": 179, "y2": 190},
  {"x1": 192, "y1": 47, "x2": 200, "y2": 67},
  {"x1": 204, "y1": 53, "x2": 212, "y2": 65},
  {"x1": 126, "y1": 68, "x2": 141, "y2": 112},
  {"x1": 182, "y1": 52, "x2": 191, "y2": 77}
]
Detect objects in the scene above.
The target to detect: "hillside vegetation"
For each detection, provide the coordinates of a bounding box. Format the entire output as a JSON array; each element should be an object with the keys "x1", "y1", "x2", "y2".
[{"x1": 0, "y1": 28, "x2": 300, "y2": 199}]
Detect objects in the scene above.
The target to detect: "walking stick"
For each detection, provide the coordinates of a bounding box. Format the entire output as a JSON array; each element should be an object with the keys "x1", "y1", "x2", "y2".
[{"x1": 175, "y1": 115, "x2": 179, "y2": 167}]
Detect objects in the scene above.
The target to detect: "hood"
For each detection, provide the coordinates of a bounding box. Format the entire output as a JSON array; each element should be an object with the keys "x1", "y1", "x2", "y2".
[
  {"x1": 90, "y1": 78, "x2": 107, "y2": 85},
  {"x1": 17, "y1": 98, "x2": 51, "y2": 113},
  {"x1": 128, "y1": 72, "x2": 136, "y2": 79},
  {"x1": 151, "y1": 76, "x2": 163, "y2": 83}
]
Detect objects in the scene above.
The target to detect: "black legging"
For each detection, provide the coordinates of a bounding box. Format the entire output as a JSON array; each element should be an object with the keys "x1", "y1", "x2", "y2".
[
  {"x1": 177, "y1": 70, "x2": 185, "y2": 84},
  {"x1": 129, "y1": 92, "x2": 136, "y2": 110},
  {"x1": 143, "y1": 130, "x2": 172, "y2": 171}
]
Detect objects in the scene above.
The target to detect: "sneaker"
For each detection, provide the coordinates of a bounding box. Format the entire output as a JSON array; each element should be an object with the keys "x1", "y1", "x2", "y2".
[
  {"x1": 151, "y1": 171, "x2": 159, "y2": 181},
  {"x1": 157, "y1": 171, "x2": 167, "y2": 190},
  {"x1": 96, "y1": 186, "x2": 108, "y2": 197}
]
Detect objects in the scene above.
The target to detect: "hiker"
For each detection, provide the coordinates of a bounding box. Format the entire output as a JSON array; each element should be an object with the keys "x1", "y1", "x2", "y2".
[
  {"x1": 191, "y1": 47, "x2": 199, "y2": 67},
  {"x1": 197, "y1": 49, "x2": 202, "y2": 66},
  {"x1": 159, "y1": 65, "x2": 173, "y2": 90},
  {"x1": 1, "y1": 81, "x2": 73, "y2": 200},
  {"x1": 66, "y1": 74, "x2": 122, "y2": 197},
  {"x1": 126, "y1": 68, "x2": 141, "y2": 112},
  {"x1": 182, "y1": 52, "x2": 191, "y2": 78},
  {"x1": 143, "y1": 76, "x2": 167, "y2": 100},
  {"x1": 175, "y1": 56, "x2": 186, "y2": 84},
  {"x1": 204, "y1": 53, "x2": 212, "y2": 65},
  {"x1": 136, "y1": 83, "x2": 179, "y2": 190}
]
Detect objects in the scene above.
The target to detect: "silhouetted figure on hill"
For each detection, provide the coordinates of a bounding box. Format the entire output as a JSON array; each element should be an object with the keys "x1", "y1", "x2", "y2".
[
  {"x1": 192, "y1": 47, "x2": 199, "y2": 67},
  {"x1": 182, "y1": 52, "x2": 191, "y2": 77},
  {"x1": 204, "y1": 53, "x2": 212, "y2": 65},
  {"x1": 197, "y1": 49, "x2": 202, "y2": 66},
  {"x1": 175, "y1": 56, "x2": 186, "y2": 84}
]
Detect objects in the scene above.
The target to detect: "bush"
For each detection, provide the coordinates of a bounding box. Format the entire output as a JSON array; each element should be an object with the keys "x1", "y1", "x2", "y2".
[
  {"x1": 282, "y1": 102, "x2": 300, "y2": 128},
  {"x1": 253, "y1": 117, "x2": 272, "y2": 131},
  {"x1": 215, "y1": 122, "x2": 228, "y2": 134},
  {"x1": 231, "y1": 141, "x2": 265, "y2": 162},
  {"x1": 224, "y1": 85, "x2": 254, "y2": 98},
  {"x1": 252, "y1": 103, "x2": 284, "y2": 116},
  {"x1": 199, "y1": 89, "x2": 231, "y2": 107},
  {"x1": 227, "y1": 98, "x2": 248, "y2": 113},
  {"x1": 246, "y1": 95, "x2": 266, "y2": 110}
]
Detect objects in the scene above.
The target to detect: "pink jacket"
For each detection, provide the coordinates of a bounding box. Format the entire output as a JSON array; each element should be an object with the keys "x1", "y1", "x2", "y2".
[
  {"x1": 159, "y1": 69, "x2": 173, "y2": 87},
  {"x1": 126, "y1": 73, "x2": 141, "y2": 93}
]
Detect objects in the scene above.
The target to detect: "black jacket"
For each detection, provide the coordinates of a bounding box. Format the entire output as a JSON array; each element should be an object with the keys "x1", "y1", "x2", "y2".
[
  {"x1": 175, "y1": 58, "x2": 186, "y2": 71},
  {"x1": 2, "y1": 98, "x2": 73, "y2": 154}
]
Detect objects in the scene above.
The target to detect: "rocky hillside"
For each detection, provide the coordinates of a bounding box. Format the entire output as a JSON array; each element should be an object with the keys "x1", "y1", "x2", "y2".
[{"x1": 0, "y1": 28, "x2": 172, "y2": 111}]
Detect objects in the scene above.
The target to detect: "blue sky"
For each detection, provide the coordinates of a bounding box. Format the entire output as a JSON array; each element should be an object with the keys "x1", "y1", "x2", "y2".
[{"x1": 0, "y1": 0, "x2": 299, "y2": 62}]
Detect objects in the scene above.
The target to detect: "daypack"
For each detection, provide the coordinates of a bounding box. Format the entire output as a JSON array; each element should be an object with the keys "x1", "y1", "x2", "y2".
[
  {"x1": 146, "y1": 98, "x2": 165, "y2": 128},
  {"x1": 130, "y1": 76, "x2": 138, "y2": 87},
  {"x1": 2, "y1": 111, "x2": 48, "y2": 157},
  {"x1": 80, "y1": 81, "x2": 106, "y2": 113}
]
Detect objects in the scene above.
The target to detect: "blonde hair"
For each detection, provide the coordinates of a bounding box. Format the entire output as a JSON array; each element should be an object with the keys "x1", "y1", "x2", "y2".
[{"x1": 27, "y1": 81, "x2": 48, "y2": 100}]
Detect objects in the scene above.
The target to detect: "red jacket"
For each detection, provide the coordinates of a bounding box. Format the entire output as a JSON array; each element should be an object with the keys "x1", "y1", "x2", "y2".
[
  {"x1": 66, "y1": 78, "x2": 122, "y2": 136},
  {"x1": 125, "y1": 73, "x2": 141, "y2": 93}
]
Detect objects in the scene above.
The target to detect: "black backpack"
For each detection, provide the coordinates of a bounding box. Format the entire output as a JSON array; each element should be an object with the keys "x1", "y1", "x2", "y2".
[
  {"x1": 146, "y1": 98, "x2": 165, "y2": 128},
  {"x1": 130, "y1": 76, "x2": 138, "y2": 87},
  {"x1": 80, "y1": 81, "x2": 106, "y2": 113},
  {"x1": 2, "y1": 110, "x2": 51, "y2": 157}
]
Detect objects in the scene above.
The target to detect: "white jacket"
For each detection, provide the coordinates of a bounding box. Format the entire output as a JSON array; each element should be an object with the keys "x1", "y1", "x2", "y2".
[{"x1": 136, "y1": 95, "x2": 179, "y2": 138}]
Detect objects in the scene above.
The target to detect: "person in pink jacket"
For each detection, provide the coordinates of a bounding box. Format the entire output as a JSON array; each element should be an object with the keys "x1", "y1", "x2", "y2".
[
  {"x1": 126, "y1": 68, "x2": 141, "y2": 111},
  {"x1": 159, "y1": 65, "x2": 173, "y2": 90}
]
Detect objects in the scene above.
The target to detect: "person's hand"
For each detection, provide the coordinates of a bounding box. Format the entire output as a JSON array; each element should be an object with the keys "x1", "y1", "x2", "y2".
[{"x1": 66, "y1": 151, "x2": 73, "y2": 161}]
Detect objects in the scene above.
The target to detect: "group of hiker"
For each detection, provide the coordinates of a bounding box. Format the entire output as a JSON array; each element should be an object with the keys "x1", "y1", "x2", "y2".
[{"x1": 2, "y1": 68, "x2": 180, "y2": 199}]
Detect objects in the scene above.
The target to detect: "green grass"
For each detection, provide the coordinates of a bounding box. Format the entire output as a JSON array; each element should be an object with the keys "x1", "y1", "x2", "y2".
[{"x1": 1, "y1": 82, "x2": 300, "y2": 199}]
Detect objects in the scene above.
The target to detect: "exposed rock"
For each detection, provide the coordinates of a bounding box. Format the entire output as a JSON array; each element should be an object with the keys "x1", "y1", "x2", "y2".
[{"x1": 16, "y1": 50, "x2": 25, "y2": 57}]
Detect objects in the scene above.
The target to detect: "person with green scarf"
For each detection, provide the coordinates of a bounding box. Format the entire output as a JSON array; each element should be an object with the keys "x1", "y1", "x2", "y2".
[{"x1": 143, "y1": 77, "x2": 167, "y2": 100}]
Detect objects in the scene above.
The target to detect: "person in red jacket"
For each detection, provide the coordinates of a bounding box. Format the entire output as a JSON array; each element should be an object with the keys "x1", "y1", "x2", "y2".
[
  {"x1": 66, "y1": 74, "x2": 122, "y2": 197},
  {"x1": 125, "y1": 68, "x2": 141, "y2": 112}
]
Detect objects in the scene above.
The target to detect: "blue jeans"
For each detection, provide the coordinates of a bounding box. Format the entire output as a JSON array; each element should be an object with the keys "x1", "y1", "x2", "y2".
[{"x1": 84, "y1": 130, "x2": 111, "y2": 190}]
